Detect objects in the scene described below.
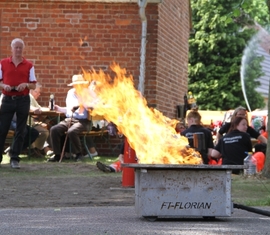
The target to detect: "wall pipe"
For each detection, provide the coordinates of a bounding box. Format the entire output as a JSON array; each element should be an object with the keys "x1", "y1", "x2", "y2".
[{"x1": 138, "y1": 0, "x2": 148, "y2": 96}]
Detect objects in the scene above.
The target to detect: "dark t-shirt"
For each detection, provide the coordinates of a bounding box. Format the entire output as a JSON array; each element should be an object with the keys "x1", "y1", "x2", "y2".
[
  {"x1": 215, "y1": 130, "x2": 252, "y2": 165},
  {"x1": 219, "y1": 122, "x2": 260, "y2": 139},
  {"x1": 181, "y1": 125, "x2": 214, "y2": 164}
]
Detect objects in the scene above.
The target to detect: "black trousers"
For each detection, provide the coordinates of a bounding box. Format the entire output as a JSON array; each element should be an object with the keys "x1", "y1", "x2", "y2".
[
  {"x1": 0, "y1": 95, "x2": 30, "y2": 162},
  {"x1": 10, "y1": 120, "x2": 39, "y2": 150}
]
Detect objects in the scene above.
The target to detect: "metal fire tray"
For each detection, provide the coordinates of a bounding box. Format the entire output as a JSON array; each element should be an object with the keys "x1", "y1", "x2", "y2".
[{"x1": 122, "y1": 164, "x2": 245, "y2": 219}]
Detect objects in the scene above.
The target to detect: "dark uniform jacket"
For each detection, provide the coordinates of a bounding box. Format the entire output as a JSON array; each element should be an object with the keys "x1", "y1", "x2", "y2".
[
  {"x1": 219, "y1": 122, "x2": 259, "y2": 139},
  {"x1": 181, "y1": 125, "x2": 214, "y2": 164},
  {"x1": 215, "y1": 129, "x2": 252, "y2": 166}
]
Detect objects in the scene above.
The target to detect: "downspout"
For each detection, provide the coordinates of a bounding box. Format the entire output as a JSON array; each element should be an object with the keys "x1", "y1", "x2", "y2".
[{"x1": 138, "y1": 0, "x2": 148, "y2": 96}]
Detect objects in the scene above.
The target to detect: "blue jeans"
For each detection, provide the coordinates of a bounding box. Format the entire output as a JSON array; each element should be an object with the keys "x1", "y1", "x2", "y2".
[{"x1": 0, "y1": 95, "x2": 30, "y2": 162}]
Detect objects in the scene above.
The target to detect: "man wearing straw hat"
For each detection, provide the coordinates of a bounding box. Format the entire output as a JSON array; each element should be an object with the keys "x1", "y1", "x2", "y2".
[{"x1": 48, "y1": 74, "x2": 94, "y2": 162}]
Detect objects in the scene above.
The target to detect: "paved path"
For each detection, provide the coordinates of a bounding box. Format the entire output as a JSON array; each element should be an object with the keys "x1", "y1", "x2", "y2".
[{"x1": 0, "y1": 206, "x2": 270, "y2": 234}]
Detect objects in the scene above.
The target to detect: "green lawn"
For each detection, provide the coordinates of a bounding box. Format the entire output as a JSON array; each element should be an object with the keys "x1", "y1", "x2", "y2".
[
  {"x1": 0, "y1": 154, "x2": 119, "y2": 177},
  {"x1": 231, "y1": 174, "x2": 270, "y2": 206},
  {"x1": 2, "y1": 154, "x2": 270, "y2": 207},
  {"x1": 2, "y1": 154, "x2": 118, "y2": 165}
]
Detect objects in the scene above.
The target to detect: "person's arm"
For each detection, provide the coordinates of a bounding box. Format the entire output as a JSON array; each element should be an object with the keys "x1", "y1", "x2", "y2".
[
  {"x1": 211, "y1": 149, "x2": 221, "y2": 159},
  {"x1": 257, "y1": 134, "x2": 267, "y2": 144},
  {"x1": 207, "y1": 148, "x2": 213, "y2": 157},
  {"x1": 30, "y1": 106, "x2": 41, "y2": 114},
  {"x1": 247, "y1": 126, "x2": 267, "y2": 144},
  {"x1": 16, "y1": 82, "x2": 36, "y2": 92},
  {"x1": 211, "y1": 135, "x2": 222, "y2": 159},
  {"x1": 27, "y1": 83, "x2": 36, "y2": 90},
  {"x1": 0, "y1": 82, "x2": 12, "y2": 91},
  {"x1": 54, "y1": 105, "x2": 67, "y2": 113}
]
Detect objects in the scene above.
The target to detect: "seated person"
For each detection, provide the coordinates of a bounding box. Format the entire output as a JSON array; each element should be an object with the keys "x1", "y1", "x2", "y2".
[
  {"x1": 29, "y1": 82, "x2": 53, "y2": 157},
  {"x1": 96, "y1": 141, "x2": 124, "y2": 173},
  {"x1": 216, "y1": 106, "x2": 267, "y2": 145},
  {"x1": 48, "y1": 74, "x2": 93, "y2": 162},
  {"x1": 175, "y1": 122, "x2": 186, "y2": 134},
  {"x1": 180, "y1": 109, "x2": 214, "y2": 164},
  {"x1": 211, "y1": 116, "x2": 253, "y2": 174}
]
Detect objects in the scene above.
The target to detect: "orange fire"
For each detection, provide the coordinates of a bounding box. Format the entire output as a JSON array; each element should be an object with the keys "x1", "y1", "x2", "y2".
[
  {"x1": 76, "y1": 63, "x2": 202, "y2": 165},
  {"x1": 79, "y1": 36, "x2": 88, "y2": 47}
]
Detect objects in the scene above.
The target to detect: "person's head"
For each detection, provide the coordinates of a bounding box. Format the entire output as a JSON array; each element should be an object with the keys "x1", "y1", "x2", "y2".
[
  {"x1": 30, "y1": 82, "x2": 42, "y2": 100},
  {"x1": 11, "y1": 38, "x2": 25, "y2": 58},
  {"x1": 186, "y1": 109, "x2": 202, "y2": 127},
  {"x1": 232, "y1": 106, "x2": 247, "y2": 120},
  {"x1": 175, "y1": 122, "x2": 185, "y2": 133},
  {"x1": 229, "y1": 116, "x2": 248, "y2": 133},
  {"x1": 68, "y1": 74, "x2": 89, "y2": 87}
]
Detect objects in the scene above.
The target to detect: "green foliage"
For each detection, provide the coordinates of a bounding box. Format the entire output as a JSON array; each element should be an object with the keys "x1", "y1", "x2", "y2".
[
  {"x1": 188, "y1": 0, "x2": 269, "y2": 110},
  {"x1": 267, "y1": 0, "x2": 270, "y2": 13},
  {"x1": 240, "y1": 0, "x2": 270, "y2": 26}
]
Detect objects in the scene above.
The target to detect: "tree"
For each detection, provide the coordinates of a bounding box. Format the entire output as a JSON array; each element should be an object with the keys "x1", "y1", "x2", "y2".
[
  {"x1": 263, "y1": 0, "x2": 270, "y2": 178},
  {"x1": 264, "y1": 109, "x2": 270, "y2": 177},
  {"x1": 267, "y1": 0, "x2": 270, "y2": 10},
  {"x1": 228, "y1": 0, "x2": 270, "y2": 179},
  {"x1": 188, "y1": 0, "x2": 268, "y2": 110}
]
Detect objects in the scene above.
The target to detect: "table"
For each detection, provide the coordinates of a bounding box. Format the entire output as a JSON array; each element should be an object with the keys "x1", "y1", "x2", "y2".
[
  {"x1": 28, "y1": 109, "x2": 65, "y2": 157},
  {"x1": 29, "y1": 109, "x2": 107, "y2": 158},
  {"x1": 29, "y1": 109, "x2": 65, "y2": 124}
]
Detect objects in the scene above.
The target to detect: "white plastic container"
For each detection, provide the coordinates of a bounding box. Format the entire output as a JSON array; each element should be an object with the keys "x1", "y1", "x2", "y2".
[{"x1": 244, "y1": 152, "x2": 257, "y2": 176}]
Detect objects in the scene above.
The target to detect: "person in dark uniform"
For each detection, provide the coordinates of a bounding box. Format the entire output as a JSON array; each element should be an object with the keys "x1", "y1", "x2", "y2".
[
  {"x1": 216, "y1": 106, "x2": 267, "y2": 145},
  {"x1": 211, "y1": 116, "x2": 252, "y2": 174},
  {"x1": 181, "y1": 109, "x2": 214, "y2": 164}
]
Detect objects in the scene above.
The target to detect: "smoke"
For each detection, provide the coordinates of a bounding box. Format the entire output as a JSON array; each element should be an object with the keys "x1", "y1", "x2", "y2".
[{"x1": 240, "y1": 24, "x2": 270, "y2": 111}]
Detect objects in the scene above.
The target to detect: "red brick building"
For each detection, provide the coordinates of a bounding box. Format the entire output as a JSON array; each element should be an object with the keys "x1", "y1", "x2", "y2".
[{"x1": 0, "y1": 0, "x2": 191, "y2": 119}]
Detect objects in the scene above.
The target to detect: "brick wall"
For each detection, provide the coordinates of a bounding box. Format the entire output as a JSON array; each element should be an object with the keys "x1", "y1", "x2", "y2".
[
  {"x1": 0, "y1": 0, "x2": 189, "y2": 119},
  {"x1": 154, "y1": 0, "x2": 190, "y2": 118}
]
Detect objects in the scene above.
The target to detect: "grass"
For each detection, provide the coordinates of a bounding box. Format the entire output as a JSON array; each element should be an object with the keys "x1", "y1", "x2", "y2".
[
  {"x1": 2, "y1": 154, "x2": 270, "y2": 207},
  {"x1": 0, "y1": 154, "x2": 120, "y2": 178},
  {"x1": 231, "y1": 174, "x2": 270, "y2": 206},
  {"x1": 2, "y1": 154, "x2": 118, "y2": 165}
]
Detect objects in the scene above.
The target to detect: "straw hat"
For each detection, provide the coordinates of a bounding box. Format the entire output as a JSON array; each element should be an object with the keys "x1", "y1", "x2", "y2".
[{"x1": 67, "y1": 74, "x2": 89, "y2": 86}]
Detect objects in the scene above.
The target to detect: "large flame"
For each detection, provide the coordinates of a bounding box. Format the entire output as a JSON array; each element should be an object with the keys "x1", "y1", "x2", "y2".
[{"x1": 76, "y1": 63, "x2": 202, "y2": 165}]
